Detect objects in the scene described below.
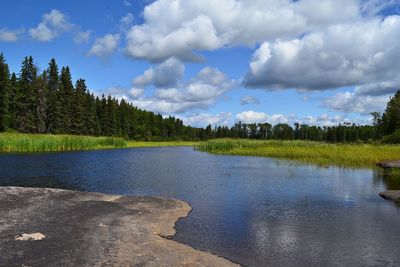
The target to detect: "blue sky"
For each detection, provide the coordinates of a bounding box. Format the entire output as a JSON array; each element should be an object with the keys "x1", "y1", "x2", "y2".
[{"x1": 1, "y1": 0, "x2": 399, "y2": 127}]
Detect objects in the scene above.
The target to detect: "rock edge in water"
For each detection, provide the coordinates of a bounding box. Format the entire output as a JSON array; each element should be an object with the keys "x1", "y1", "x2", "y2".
[
  {"x1": 379, "y1": 190, "x2": 400, "y2": 202},
  {"x1": 377, "y1": 160, "x2": 400, "y2": 169},
  {"x1": 0, "y1": 186, "x2": 237, "y2": 267}
]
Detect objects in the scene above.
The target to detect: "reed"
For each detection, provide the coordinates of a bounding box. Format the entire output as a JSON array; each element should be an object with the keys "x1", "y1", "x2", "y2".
[
  {"x1": 197, "y1": 139, "x2": 400, "y2": 168},
  {"x1": 0, "y1": 133, "x2": 127, "y2": 152}
]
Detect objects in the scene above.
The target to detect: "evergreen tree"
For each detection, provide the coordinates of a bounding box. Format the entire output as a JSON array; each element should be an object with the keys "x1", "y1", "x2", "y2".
[
  {"x1": 382, "y1": 90, "x2": 400, "y2": 135},
  {"x1": 46, "y1": 59, "x2": 63, "y2": 133},
  {"x1": 34, "y1": 71, "x2": 48, "y2": 133},
  {"x1": 71, "y1": 79, "x2": 87, "y2": 134},
  {"x1": 0, "y1": 53, "x2": 10, "y2": 132},
  {"x1": 59, "y1": 66, "x2": 74, "y2": 133},
  {"x1": 15, "y1": 56, "x2": 37, "y2": 133}
]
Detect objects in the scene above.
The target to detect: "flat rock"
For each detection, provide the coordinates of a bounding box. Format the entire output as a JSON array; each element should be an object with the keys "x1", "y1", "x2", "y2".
[
  {"x1": 0, "y1": 187, "x2": 237, "y2": 267},
  {"x1": 377, "y1": 160, "x2": 400, "y2": 169},
  {"x1": 379, "y1": 190, "x2": 400, "y2": 202}
]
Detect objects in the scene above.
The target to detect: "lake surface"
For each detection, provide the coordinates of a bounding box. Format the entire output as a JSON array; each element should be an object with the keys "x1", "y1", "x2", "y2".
[{"x1": 0, "y1": 147, "x2": 399, "y2": 266}]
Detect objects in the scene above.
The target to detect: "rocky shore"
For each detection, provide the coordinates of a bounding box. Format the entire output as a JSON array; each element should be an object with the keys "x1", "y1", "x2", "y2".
[{"x1": 0, "y1": 187, "x2": 237, "y2": 266}]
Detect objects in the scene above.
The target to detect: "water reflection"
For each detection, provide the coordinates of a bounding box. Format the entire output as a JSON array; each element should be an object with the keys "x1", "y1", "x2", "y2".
[
  {"x1": 0, "y1": 148, "x2": 399, "y2": 266},
  {"x1": 373, "y1": 168, "x2": 400, "y2": 190}
]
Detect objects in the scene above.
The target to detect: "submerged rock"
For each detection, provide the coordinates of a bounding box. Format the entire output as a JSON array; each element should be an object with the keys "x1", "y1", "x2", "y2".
[
  {"x1": 377, "y1": 160, "x2": 400, "y2": 169},
  {"x1": 379, "y1": 190, "x2": 400, "y2": 202},
  {"x1": 0, "y1": 187, "x2": 237, "y2": 267}
]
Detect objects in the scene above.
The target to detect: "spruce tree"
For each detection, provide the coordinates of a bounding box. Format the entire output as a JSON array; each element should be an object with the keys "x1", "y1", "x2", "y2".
[
  {"x1": 382, "y1": 90, "x2": 400, "y2": 135},
  {"x1": 46, "y1": 59, "x2": 63, "y2": 134},
  {"x1": 0, "y1": 53, "x2": 10, "y2": 132},
  {"x1": 59, "y1": 66, "x2": 74, "y2": 133},
  {"x1": 71, "y1": 79, "x2": 87, "y2": 134},
  {"x1": 34, "y1": 71, "x2": 48, "y2": 133},
  {"x1": 15, "y1": 56, "x2": 37, "y2": 133}
]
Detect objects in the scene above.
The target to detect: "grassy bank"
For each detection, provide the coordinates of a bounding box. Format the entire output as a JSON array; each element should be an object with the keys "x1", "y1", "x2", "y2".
[
  {"x1": 0, "y1": 133, "x2": 127, "y2": 152},
  {"x1": 197, "y1": 139, "x2": 400, "y2": 168}
]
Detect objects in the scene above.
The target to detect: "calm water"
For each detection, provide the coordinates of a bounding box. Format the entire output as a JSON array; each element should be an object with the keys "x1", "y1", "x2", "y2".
[{"x1": 0, "y1": 147, "x2": 399, "y2": 266}]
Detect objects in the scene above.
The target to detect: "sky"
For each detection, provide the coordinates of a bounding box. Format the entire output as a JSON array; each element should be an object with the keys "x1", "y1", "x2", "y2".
[{"x1": 1, "y1": 0, "x2": 400, "y2": 128}]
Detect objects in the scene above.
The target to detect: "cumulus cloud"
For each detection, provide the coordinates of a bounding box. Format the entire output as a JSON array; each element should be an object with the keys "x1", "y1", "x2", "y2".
[
  {"x1": 240, "y1": 96, "x2": 260, "y2": 105},
  {"x1": 235, "y1": 110, "x2": 370, "y2": 126},
  {"x1": 132, "y1": 57, "x2": 185, "y2": 88},
  {"x1": 182, "y1": 112, "x2": 232, "y2": 127},
  {"x1": 120, "y1": 13, "x2": 134, "y2": 31},
  {"x1": 323, "y1": 92, "x2": 390, "y2": 114},
  {"x1": 88, "y1": 34, "x2": 120, "y2": 58},
  {"x1": 245, "y1": 15, "x2": 400, "y2": 92},
  {"x1": 29, "y1": 9, "x2": 72, "y2": 41},
  {"x1": 0, "y1": 28, "x2": 23, "y2": 42},
  {"x1": 73, "y1": 30, "x2": 91, "y2": 44},
  {"x1": 130, "y1": 67, "x2": 236, "y2": 113},
  {"x1": 123, "y1": 0, "x2": 388, "y2": 62}
]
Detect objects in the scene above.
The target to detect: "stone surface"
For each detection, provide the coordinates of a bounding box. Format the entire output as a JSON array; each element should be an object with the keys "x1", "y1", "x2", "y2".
[
  {"x1": 377, "y1": 160, "x2": 400, "y2": 169},
  {"x1": 379, "y1": 190, "x2": 400, "y2": 202},
  {"x1": 0, "y1": 187, "x2": 237, "y2": 267}
]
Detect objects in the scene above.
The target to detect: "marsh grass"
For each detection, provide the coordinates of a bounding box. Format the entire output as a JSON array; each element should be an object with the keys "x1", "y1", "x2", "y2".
[
  {"x1": 197, "y1": 139, "x2": 400, "y2": 168},
  {"x1": 0, "y1": 133, "x2": 127, "y2": 152}
]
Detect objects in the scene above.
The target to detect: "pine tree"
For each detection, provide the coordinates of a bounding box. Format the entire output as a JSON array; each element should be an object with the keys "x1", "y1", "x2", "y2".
[
  {"x1": 0, "y1": 53, "x2": 10, "y2": 132},
  {"x1": 59, "y1": 66, "x2": 74, "y2": 133},
  {"x1": 15, "y1": 56, "x2": 37, "y2": 133},
  {"x1": 71, "y1": 79, "x2": 86, "y2": 134},
  {"x1": 8, "y1": 73, "x2": 18, "y2": 129},
  {"x1": 382, "y1": 90, "x2": 400, "y2": 135},
  {"x1": 46, "y1": 59, "x2": 63, "y2": 134},
  {"x1": 34, "y1": 71, "x2": 47, "y2": 133}
]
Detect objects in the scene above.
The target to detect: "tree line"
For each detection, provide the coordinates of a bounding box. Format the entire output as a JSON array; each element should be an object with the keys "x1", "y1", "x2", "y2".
[
  {"x1": 0, "y1": 53, "x2": 399, "y2": 143},
  {"x1": 0, "y1": 53, "x2": 204, "y2": 140}
]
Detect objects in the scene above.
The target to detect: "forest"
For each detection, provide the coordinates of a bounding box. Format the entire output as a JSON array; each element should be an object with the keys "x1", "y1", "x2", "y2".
[{"x1": 0, "y1": 53, "x2": 399, "y2": 143}]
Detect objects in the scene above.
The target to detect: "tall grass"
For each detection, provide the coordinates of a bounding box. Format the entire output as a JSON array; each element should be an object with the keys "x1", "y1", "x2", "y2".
[
  {"x1": 0, "y1": 133, "x2": 127, "y2": 153},
  {"x1": 197, "y1": 139, "x2": 400, "y2": 168}
]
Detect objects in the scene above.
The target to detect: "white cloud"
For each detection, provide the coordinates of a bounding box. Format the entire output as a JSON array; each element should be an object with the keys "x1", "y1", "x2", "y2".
[
  {"x1": 120, "y1": 13, "x2": 134, "y2": 31},
  {"x1": 245, "y1": 15, "x2": 400, "y2": 92},
  {"x1": 236, "y1": 111, "x2": 288, "y2": 124},
  {"x1": 181, "y1": 112, "x2": 232, "y2": 127},
  {"x1": 323, "y1": 92, "x2": 390, "y2": 114},
  {"x1": 130, "y1": 67, "x2": 235, "y2": 113},
  {"x1": 73, "y1": 30, "x2": 91, "y2": 44},
  {"x1": 124, "y1": 0, "x2": 378, "y2": 61},
  {"x1": 88, "y1": 34, "x2": 120, "y2": 58},
  {"x1": 0, "y1": 28, "x2": 23, "y2": 42},
  {"x1": 235, "y1": 110, "x2": 370, "y2": 126},
  {"x1": 29, "y1": 9, "x2": 72, "y2": 41},
  {"x1": 133, "y1": 57, "x2": 185, "y2": 88},
  {"x1": 240, "y1": 96, "x2": 260, "y2": 105}
]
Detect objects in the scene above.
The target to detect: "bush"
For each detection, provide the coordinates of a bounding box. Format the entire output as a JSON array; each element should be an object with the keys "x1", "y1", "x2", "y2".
[{"x1": 381, "y1": 130, "x2": 400, "y2": 144}]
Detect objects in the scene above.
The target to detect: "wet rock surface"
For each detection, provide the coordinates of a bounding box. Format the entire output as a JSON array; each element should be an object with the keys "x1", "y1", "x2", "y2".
[
  {"x1": 379, "y1": 190, "x2": 400, "y2": 202},
  {"x1": 0, "y1": 187, "x2": 237, "y2": 267},
  {"x1": 377, "y1": 160, "x2": 400, "y2": 169}
]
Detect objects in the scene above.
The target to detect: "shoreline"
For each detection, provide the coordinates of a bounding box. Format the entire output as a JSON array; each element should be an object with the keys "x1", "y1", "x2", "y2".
[{"x1": 0, "y1": 187, "x2": 237, "y2": 266}]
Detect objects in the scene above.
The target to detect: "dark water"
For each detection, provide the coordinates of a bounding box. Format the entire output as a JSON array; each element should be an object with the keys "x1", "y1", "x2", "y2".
[{"x1": 1, "y1": 147, "x2": 399, "y2": 266}]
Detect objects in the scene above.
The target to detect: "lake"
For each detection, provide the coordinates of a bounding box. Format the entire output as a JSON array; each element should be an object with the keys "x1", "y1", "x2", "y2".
[{"x1": 0, "y1": 147, "x2": 399, "y2": 266}]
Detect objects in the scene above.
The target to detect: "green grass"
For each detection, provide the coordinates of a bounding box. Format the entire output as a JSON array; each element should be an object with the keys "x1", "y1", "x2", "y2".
[
  {"x1": 127, "y1": 141, "x2": 199, "y2": 148},
  {"x1": 197, "y1": 139, "x2": 400, "y2": 168},
  {"x1": 0, "y1": 133, "x2": 127, "y2": 152}
]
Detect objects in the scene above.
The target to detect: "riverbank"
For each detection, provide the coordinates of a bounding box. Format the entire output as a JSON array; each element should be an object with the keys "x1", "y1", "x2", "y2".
[
  {"x1": 0, "y1": 187, "x2": 236, "y2": 266},
  {"x1": 197, "y1": 139, "x2": 400, "y2": 168},
  {"x1": 0, "y1": 133, "x2": 198, "y2": 153},
  {"x1": 0, "y1": 133, "x2": 127, "y2": 152}
]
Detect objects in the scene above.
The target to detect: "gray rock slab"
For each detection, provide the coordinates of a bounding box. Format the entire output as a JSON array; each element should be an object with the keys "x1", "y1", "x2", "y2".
[{"x1": 0, "y1": 187, "x2": 237, "y2": 267}]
